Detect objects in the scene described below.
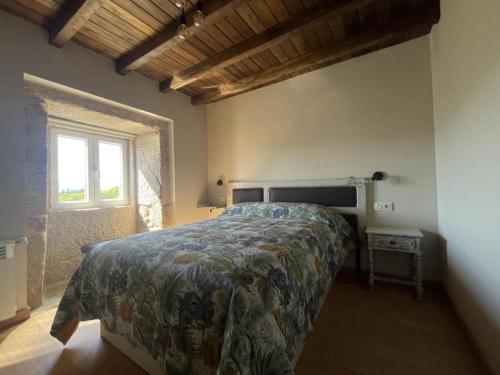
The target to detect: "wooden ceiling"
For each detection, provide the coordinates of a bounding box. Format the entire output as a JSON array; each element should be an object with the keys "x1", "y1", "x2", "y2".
[{"x1": 1, "y1": 0, "x2": 440, "y2": 105}]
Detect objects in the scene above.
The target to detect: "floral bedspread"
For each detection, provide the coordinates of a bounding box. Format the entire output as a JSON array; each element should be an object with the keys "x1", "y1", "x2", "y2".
[{"x1": 51, "y1": 203, "x2": 356, "y2": 374}]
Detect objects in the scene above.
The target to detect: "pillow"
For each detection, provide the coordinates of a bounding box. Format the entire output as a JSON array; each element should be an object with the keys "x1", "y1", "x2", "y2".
[{"x1": 221, "y1": 202, "x2": 355, "y2": 242}]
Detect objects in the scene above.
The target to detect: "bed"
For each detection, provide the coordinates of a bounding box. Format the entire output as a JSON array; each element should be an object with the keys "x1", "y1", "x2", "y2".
[{"x1": 51, "y1": 181, "x2": 366, "y2": 374}]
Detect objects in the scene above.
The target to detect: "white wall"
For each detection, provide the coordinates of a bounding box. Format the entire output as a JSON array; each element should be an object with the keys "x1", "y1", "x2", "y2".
[
  {"x1": 431, "y1": 1, "x2": 500, "y2": 372},
  {"x1": 0, "y1": 10, "x2": 208, "y2": 243},
  {"x1": 207, "y1": 37, "x2": 440, "y2": 280}
]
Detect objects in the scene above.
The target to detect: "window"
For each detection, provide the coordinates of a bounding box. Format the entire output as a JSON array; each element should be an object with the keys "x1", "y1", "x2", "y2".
[{"x1": 50, "y1": 125, "x2": 132, "y2": 209}]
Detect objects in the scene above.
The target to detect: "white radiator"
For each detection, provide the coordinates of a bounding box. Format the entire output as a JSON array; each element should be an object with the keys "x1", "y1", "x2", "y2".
[{"x1": 0, "y1": 237, "x2": 28, "y2": 322}]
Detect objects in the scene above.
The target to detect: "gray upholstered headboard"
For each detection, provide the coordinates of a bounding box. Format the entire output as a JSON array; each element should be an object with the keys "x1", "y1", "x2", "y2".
[
  {"x1": 232, "y1": 188, "x2": 264, "y2": 204},
  {"x1": 268, "y1": 186, "x2": 357, "y2": 207},
  {"x1": 230, "y1": 179, "x2": 367, "y2": 234},
  {"x1": 232, "y1": 185, "x2": 359, "y2": 234}
]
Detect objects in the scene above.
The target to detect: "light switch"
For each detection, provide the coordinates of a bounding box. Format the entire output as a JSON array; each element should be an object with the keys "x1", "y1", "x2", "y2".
[{"x1": 374, "y1": 202, "x2": 394, "y2": 211}]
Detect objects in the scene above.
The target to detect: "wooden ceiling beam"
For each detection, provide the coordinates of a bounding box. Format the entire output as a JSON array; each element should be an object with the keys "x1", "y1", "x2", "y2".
[
  {"x1": 50, "y1": 0, "x2": 107, "y2": 47},
  {"x1": 191, "y1": 13, "x2": 439, "y2": 106},
  {"x1": 161, "y1": 0, "x2": 375, "y2": 92},
  {"x1": 116, "y1": 0, "x2": 248, "y2": 75}
]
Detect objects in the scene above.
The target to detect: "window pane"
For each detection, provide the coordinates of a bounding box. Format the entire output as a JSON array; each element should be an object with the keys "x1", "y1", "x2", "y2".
[
  {"x1": 99, "y1": 141, "x2": 124, "y2": 201},
  {"x1": 57, "y1": 135, "x2": 88, "y2": 203}
]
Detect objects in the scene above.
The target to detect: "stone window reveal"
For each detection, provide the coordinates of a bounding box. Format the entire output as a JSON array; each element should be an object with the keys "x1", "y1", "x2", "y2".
[{"x1": 25, "y1": 77, "x2": 172, "y2": 308}]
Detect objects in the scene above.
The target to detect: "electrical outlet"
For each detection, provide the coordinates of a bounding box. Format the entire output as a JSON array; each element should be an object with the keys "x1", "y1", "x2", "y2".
[{"x1": 374, "y1": 202, "x2": 394, "y2": 211}]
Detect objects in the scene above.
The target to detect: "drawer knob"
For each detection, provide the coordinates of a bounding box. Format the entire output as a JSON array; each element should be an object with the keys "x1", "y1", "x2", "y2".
[{"x1": 389, "y1": 240, "x2": 397, "y2": 245}]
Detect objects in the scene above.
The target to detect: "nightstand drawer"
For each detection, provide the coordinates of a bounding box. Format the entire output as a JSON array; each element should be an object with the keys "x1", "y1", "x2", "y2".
[{"x1": 372, "y1": 235, "x2": 416, "y2": 251}]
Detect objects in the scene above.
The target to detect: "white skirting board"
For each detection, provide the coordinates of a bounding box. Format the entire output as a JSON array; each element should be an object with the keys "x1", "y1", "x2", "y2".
[{"x1": 100, "y1": 323, "x2": 163, "y2": 375}]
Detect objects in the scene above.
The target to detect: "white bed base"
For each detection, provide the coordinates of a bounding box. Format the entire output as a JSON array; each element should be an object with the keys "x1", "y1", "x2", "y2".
[{"x1": 101, "y1": 324, "x2": 163, "y2": 374}]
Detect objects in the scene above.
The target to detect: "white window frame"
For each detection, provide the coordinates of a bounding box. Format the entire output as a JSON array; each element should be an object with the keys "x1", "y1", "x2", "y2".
[{"x1": 49, "y1": 122, "x2": 134, "y2": 210}]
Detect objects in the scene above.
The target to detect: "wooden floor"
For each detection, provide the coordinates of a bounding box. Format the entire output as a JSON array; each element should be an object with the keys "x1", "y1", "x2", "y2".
[{"x1": 0, "y1": 275, "x2": 488, "y2": 375}]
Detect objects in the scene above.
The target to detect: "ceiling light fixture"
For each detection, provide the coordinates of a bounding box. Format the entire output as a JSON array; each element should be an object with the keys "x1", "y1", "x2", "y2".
[
  {"x1": 194, "y1": 1, "x2": 205, "y2": 27},
  {"x1": 174, "y1": 0, "x2": 186, "y2": 9},
  {"x1": 177, "y1": 9, "x2": 189, "y2": 40}
]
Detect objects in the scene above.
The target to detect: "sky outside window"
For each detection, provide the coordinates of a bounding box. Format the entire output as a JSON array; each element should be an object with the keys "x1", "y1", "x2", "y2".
[
  {"x1": 57, "y1": 135, "x2": 88, "y2": 202},
  {"x1": 98, "y1": 141, "x2": 123, "y2": 200}
]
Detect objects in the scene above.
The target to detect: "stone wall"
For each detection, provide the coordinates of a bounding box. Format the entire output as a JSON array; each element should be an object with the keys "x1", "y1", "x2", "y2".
[
  {"x1": 24, "y1": 80, "x2": 171, "y2": 308},
  {"x1": 25, "y1": 95, "x2": 49, "y2": 308},
  {"x1": 45, "y1": 207, "x2": 136, "y2": 293},
  {"x1": 136, "y1": 132, "x2": 163, "y2": 231}
]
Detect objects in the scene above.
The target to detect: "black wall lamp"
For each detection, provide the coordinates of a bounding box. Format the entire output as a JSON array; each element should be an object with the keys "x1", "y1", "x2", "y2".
[{"x1": 371, "y1": 171, "x2": 386, "y2": 181}]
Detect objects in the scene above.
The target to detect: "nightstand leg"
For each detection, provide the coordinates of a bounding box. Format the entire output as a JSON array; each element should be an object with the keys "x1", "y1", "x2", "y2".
[
  {"x1": 369, "y1": 248, "x2": 374, "y2": 290},
  {"x1": 416, "y1": 253, "x2": 424, "y2": 300},
  {"x1": 412, "y1": 254, "x2": 417, "y2": 283}
]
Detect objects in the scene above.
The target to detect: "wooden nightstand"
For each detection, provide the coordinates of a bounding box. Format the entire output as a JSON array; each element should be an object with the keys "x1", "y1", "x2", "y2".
[{"x1": 366, "y1": 226, "x2": 424, "y2": 300}]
